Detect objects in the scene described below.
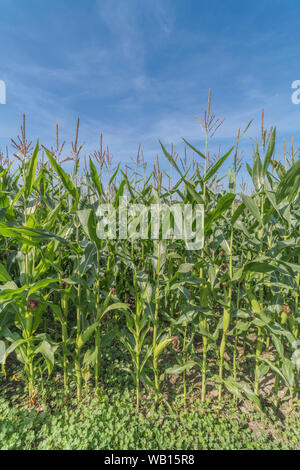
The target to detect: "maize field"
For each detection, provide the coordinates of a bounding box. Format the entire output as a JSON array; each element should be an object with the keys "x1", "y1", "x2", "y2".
[{"x1": 0, "y1": 98, "x2": 300, "y2": 412}]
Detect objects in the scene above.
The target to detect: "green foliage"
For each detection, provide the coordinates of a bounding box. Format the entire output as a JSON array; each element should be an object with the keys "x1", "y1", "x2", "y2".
[{"x1": 0, "y1": 107, "x2": 299, "y2": 451}]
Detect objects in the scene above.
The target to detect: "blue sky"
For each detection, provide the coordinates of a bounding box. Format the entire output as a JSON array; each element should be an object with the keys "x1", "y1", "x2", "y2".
[{"x1": 0, "y1": 0, "x2": 300, "y2": 188}]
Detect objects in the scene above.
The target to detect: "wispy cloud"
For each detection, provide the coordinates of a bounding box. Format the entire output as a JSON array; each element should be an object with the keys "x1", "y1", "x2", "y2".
[{"x1": 0, "y1": 0, "x2": 299, "y2": 180}]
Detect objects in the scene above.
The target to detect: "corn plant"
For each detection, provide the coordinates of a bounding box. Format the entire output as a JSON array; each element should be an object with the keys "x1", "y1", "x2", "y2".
[{"x1": 0, "y1": 101, "x2": 299, "y2": 411}]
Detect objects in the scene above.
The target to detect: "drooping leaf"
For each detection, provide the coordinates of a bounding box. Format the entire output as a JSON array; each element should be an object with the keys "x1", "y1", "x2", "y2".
[
  {"x1": 0, "y1": 262, "x2": 12, "y2": 282},
  {"x1": 45, "y1": 148, "x2": 79, "y2": 201},
  {"x1": 241, "y1": 194, "x2": 262, "y2": 225},
  {"x1": 24, "y1": 141, "x2": 39, "y2": 199}
]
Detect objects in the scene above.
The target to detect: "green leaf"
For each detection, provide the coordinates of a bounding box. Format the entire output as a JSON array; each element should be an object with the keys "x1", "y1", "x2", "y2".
[
  {"x1": 276, "y1": 158, "x2": 300, "y2": 202},
  {"x1": 159, "y1": 141, "x2": 203, "y2": 204},
  {"x1": 182, "y1": 138, "x2": 205, "y2": 160},
  {"x1": 4, "y1": 338, "x2": 28, "y2": 359},
  {"x1": 281, "y1": 358, "x2": 295, "y2": 388},
  {"x1": 77, "y1": 209, "x2": 101, "y2": 249},
  {"x1": 205, "y1": 193, "x2": 235, "y2": 232},
  {"x1": 271, "y1": 160, "x2": 286, "y2": 179},
  {"x1": 24, "y1": 141, "x2": 39, "y2": 199},
  {"x1": 241, "y1": 194, "x2": 262, "y2": 225},
  {"x1": 0, "y1": 341, "x2": 5, "y2": 364},
  {"x1": 77, "y1": 322, "x2": 99, "y2": 349},
  {"x1": 27, "y1": 278, "x2": 61, "y2": 297},
  {"x1": 2, "y1": 224, "x2": 67, "y2": 246},
  {"x1": 89, "y1": 157, "x2": 104, "y2": 199},
  {"x1": 240, "y1": 384, "x2": 262, "y2": 411},
  {"x1": 166, "y1": 361, "x2": 196, "y2": 375},
  {"x1": 35, "y1": 340, "x2": 55, "y2": 376},
  {"x1": 101, "y1": 303, "x2": 128, "y2": 319},
  {"x1": 223, "y1": 377, "x2": 243, "y2": 399},
  {"x1": 204, "y1": 147, "x2": 233, "y2": 182},
  {"x1": 154, "y1": 338, "x2": 172, "y2": 359},
  {"x1": 231, "y1": 202, "x2": 245, "y2": 225},
  {"x1": 256, "y1": 363, "x2": 269, "y2": 380},
  {"x1": 263, "y1": 128, "x2": 276, "y2": 175},
  {"x1": 177, "y1": 263, "x2": 194, "y2": 274},
  {"x1": 252, "y1": 149, "x2": 263, "y2": 191},
  {"x1": 256, "y1": 356, "x2": 293, "y2": 391},
  {"x1": 0, "y1": 284, "x2": 27, "y2": 301},
  {"x1": 243, "y1": 262, "x2": 276, "y2": 274},
  {"x1": 109, "y1": 162, "x2": 120, "y2": 185},
  {"x1": 0, "y1": 263, "x2": 12, "y2": 282}
]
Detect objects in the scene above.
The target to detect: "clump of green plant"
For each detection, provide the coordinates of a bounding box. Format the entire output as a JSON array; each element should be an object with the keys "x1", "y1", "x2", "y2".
[
  {"x1": 0, "y1": 372, "x2": 299, "y2": 450},
  {"x1": 0, "y1": 97, "x2": 299, "y2": 417}
]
